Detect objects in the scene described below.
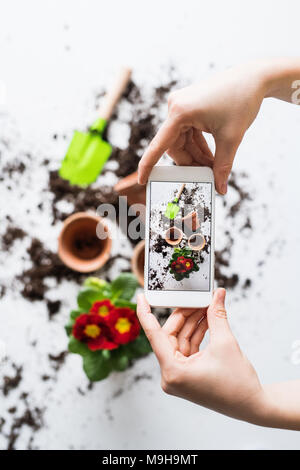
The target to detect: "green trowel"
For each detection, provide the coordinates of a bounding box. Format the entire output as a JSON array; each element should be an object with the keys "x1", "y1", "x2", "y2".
[
  {"x1": 59, "y1": 67, "x2": 132, "y2": 186},
  {"x1": 164, "y1": 183, "x2": 185, "y2": 219}
]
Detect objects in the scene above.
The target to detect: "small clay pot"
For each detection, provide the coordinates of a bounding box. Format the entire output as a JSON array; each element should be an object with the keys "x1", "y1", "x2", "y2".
[
  {"x1": 131, "y1": 240, "x2": 145, "y2": 287},
  {"x1": 178, "y1": 211, "x2": 200, "y2": 232},
  {"x1": 114, "y1": 171, "x2": 146, "y2": 206},
  {"x1": 58, "y1": 212, "x2": 111, "y2": 272},
  {"x1": 164, "y1": 226, "x2": 183, "y2": 246},
  {"x1": 188, "y1": 233, "x2": 206, "y2": 251}
]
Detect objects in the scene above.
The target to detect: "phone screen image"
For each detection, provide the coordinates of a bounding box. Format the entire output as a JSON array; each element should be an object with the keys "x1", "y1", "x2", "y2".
[{"x1": 148, "y1": 181, "x2": 212, "y2": 292}]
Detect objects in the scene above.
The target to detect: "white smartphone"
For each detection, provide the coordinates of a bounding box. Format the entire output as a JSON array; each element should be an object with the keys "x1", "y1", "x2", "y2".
[{"x1": 144, "y1": 165, "x2": 215, "y2": 308}]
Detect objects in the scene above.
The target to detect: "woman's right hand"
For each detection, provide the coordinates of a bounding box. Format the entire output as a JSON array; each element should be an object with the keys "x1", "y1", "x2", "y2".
[
  {"x1": 138, "y1": 61, "x2": 273, "y2": 194},
  {"x1": 139, "y1": 59, "x2": 300, "y2": 194}
]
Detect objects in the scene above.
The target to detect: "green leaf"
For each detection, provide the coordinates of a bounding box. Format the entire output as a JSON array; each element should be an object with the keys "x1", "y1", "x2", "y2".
[
  {"x1": 65, "y1": 310, "x2": 85, "y2": 337},
  {"x1": 77, "y1": 288, "x2": 105, "y2": 311},
  {"x1": 83, "y1": 350, "x2": 112, "y2": 381},
  {"x1": 102, "y1": 349, "x2": 111, "y2": 360},
  {"x1": 84, "y1": 277, "x2": 108, "y2": 289},
  {"x1": 84, "y1": 277, "x2": 112, "y2": 297},
  {"x1": 68, "y1": 336, "x2": 90, "y2": 356},
  {"x1": 110, "y1": 273, "x2": 139, "y2": 301},
  {"x1": 126, "y1": 333, "x2": 152, "y2": 358},
  {"x1": 70, "y1": 309, "x2": 83, "y2": 321},
  {"x1": 114, "y1": 298, "x2": 137, "y2": 310},
  {"x1": 65, "y1": 323, "x2": 73, "y2": 336},
  {"x1": 111, "y1": 349, "x2": 129, "y2": 371}
]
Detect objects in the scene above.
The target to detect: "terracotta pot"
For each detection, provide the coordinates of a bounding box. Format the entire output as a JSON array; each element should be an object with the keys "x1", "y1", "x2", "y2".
[
  {"x1": 131, "y1": 240, "x2": 145, "y2": 287},
  {"x1": 164, "y1": 226, "x2": 183, "y2": 246},
  {"x1": 58, "y1": 212, "x2": 111, "y2": 272},
  {"x1": 188, "y1": 233, "x2": 206, "y2": 251},
  {"x1": 114, "y1": 171, "x2": 146, "y2": 206},
  {"x1": 178, "y1": 211, "x2": 200, "y2": 232}
]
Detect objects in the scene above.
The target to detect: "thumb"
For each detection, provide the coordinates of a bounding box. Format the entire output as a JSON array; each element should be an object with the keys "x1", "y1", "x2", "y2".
[
  {"x1": 138, "y1": 118, "x2": 180, "y2": 185},
  {"x1": 207, "y1": 288, "x2": 232, "y2": 341},
  {"x1": 213, "y1": 135, "x2": 241, "y2": 195}
]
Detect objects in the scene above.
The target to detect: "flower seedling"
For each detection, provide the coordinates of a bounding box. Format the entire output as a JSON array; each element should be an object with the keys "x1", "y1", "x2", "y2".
[
  {"x1": 65, "y1": 273, "x2": 151, "y2": 381},
  {"x1": 169, "y1": 247, "x2": 200, "y2": 281}
]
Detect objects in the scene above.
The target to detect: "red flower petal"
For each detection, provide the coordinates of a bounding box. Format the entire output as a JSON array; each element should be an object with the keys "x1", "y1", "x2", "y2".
[
  {"x1": 90, "y1": 299, "x2": 114, "y2": 316},
  {"x1": 110, "y1": 308, "x2": 140, "y2": 345},
  {"x1": 72, "y1": 313, "x2": 118, "y2": 351}
]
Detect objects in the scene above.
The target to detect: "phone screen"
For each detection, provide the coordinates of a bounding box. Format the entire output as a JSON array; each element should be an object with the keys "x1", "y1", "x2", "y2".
[{"x1": 148, "y1": 181, "x2": 212, "y2": 292}]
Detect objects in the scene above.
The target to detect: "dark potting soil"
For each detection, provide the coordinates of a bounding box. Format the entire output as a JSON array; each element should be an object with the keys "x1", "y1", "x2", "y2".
[
  {"x1": 1, "y1": 226, "x2": 26, "y2": 250},
  {"x1": 152, "y1": 237, "x2": 169, "y2": 258},
  {"x1": 48, "y1": 170, "x2": 119, "y2": 224},
  {"x1": 48, "y1": 351, "x2": 68, "y2": 372},
  {"x1": 46, "y1": 300, "x2": 61, "y2": 318},
  {"x1": 6, "y1": 392, "x2": 44, "y2": 451},
  {"x1": 19, "y1": 238, "x2": 85, "y2": 302},
  {"x1": 1, "y1": 363, "x2": 23, "y2": 397}
]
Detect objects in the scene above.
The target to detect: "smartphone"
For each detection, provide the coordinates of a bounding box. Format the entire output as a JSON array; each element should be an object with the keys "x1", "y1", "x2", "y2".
[{"x1": 144, "y1": 165, "x2": 215, "y2": 308}]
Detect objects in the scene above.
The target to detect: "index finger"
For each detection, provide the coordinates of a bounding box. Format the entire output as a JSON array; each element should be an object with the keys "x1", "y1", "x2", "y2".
[
  {"x1": 138, "y1": 118, "x2": 181, "y2": 184},
  {"x1": 137, "y1": 294, "x2": 173, "y2": 364}
]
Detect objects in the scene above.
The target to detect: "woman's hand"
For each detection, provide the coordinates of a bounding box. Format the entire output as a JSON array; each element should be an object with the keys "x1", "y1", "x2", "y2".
[
  {"x1": 137, "y1": 288, "x2": 268, "y2": 425},
  {"x1": 138, "y1": 64, "x2": 266, "y2": 194},
  {"x1": 138, "y1": 58, "x2": 300, "y2": 194}
]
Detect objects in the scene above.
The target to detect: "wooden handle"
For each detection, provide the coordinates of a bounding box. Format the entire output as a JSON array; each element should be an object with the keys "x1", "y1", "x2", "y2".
[
  {"x1": 177, "y1": 184, "x2": 185, "y2": 200},
  {"x1": 99, "y1": 66, "x2": 132, "y2": 121}
]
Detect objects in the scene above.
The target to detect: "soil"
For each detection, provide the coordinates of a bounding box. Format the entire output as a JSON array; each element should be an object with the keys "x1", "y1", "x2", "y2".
[
  {"x1": 2, "y1": 363, "x2": 23, "y2": 396},
  {"x1": 48, "y1": 351, "x2": 68, "y2": 372},
  {"x1": 46, "y1": 300, "x2": 61, "y2": 318},
  {"x1": 6, "y1": 392, "x2": 44, "y2": 450},
  {"x1": 19, "y1": 238, "x2": 84, "y2": 302},
  {"x1": 1, "y1": 226, "x2": 26, "y2": 250},
  {"x1": 48, "y1": 170, "x2": 119, "y2": 224},
  {"x1": 152, "y1": 237, "x2": 169, "y2": 258}
]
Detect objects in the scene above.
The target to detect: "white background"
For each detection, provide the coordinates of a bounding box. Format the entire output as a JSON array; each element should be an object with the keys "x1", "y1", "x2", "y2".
[{"x1": 0, "y1": 0, "x2": 300, "y2": 450}]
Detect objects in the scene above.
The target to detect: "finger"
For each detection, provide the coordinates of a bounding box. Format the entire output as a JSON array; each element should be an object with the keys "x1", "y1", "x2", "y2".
[
  {"x1": 190, "y1": 315, "x2": 208, "y2": 355},
  {"x1": 177, "y1": 310, "x2": 208, "y2": 356},
  {"x1": 207, "y1": 288, "x2": 232, "y2": 342},
  {"x1": 137, "y1": 294, "x2": 173, "y2": 364},
  {"x1": 138, "y1": 118, "x2": 181, "y2": 184},
  {"x1": 163, "y1": 308, "x2": 198, "y2": 336},
  {"x1": 193, "y1": 129, "x2": 214, "y2": 161},
  {"x1": 213, "y1": 135, "x2": 241, "y2": 195},
  {"x1": 167, "y1": 148, "x2": 194, "y2": 166},
  {"x1": 185, "y1": 129, "x2": 213, "y2": 167}
]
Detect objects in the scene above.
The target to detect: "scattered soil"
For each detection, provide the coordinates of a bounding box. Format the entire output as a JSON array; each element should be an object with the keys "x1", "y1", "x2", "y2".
[
  {"x1": 1, "y1": 363, "x2": 23, "y2": 397},
  {"x1": 48, "y1": 170, "x2": 119, "y2": 224},
  {"x1": 46, "y1": 300, "x2": 61, "y2": 318},
  {"x1": 48, "y1": 351, "x2": 68, "y2": 372},
  {"x1": 1, "y1": 160, "x2": 26, "y2": 179},
  {"x1": 6, "y1": 393, "x2": 44, "y2": 450},
  {"x1": 1, "y1": 226, "x2": 26, "y2": 250},
  {"x1": 228, "y1": 173, "x2": 251, "y2": 218},
  {"x1": 214, "y1": 173, "x2": 252, "y2": 288},
  {"x1": 152, "y1": 237, "x2": 169, "y2": 257},
  {"x1": 0, "y1": 71, "x2": 257, "y2": 449},
  {"x1": 18, "y1": 238, "x2": 84, "y2": 302}
]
